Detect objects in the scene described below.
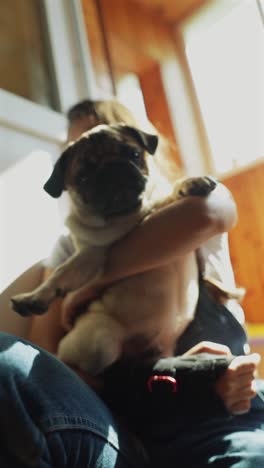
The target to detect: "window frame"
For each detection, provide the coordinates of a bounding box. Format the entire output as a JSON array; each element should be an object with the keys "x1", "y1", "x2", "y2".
[
  {"x1": 173, "y1": 0, "x2": 264, "y2": 178},
  {"x1": 0, "y1": 0, "x2": 98, "y2": 290},
  {"x1": 0, "y1": 0, "x2": 98, "y2": 170}
]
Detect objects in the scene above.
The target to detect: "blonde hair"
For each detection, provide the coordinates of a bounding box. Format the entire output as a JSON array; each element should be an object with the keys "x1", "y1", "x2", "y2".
[
  {"x1": 67, "y1": 99, "x2": 181, "y2": 181},
  {"x1": 67, "y1": 99, "x2": 139, "y2": 127}
]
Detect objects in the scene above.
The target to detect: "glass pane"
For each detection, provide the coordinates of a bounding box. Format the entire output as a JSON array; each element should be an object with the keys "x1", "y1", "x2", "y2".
[
  {"x1": 184, "y1": 0, "x2": 264, "y2": 174},
  {"x1": 116, "y1": 73, "x2": 149, "y2": 126},
  {"x1": 0, "y1": 0, "x2": 58, "y2": 110},
  {"x1": 0, "y1": 151, "x2": 64, "y2": 292}
]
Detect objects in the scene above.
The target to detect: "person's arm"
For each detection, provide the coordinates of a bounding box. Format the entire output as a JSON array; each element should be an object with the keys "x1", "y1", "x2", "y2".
[
  {"x1": 30, "y1": 183, "x2": 236, "y2": 350},
  {"x1": 0, "y1": 261, "x2": 44, "y2": 338},
  {"x1": 105, "y1": 183, "x2": 236, "y2": 280},
  {"x1": 62, "y1": 183, "x2": 237, "y2": 320}
]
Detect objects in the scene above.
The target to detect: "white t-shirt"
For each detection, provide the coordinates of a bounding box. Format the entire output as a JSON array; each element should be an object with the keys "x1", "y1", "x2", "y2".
[
  {"x1": 198, "y1": 233, "x2": 245, "y2": 325},
  {"x1": 45, "y1": 234, "x2": 74, "y2": 269}
]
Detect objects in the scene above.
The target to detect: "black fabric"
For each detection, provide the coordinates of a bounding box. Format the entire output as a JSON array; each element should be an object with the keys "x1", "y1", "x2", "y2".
[
  {"x1": 175, "y1": 282, "x2": 248, "y2": 356},
  {"x1": 102, "y1": 283, "x2": 247, "y2": 431},
  {"x1": 103, "y1": 353, "x2": 232, "y2": 433}
]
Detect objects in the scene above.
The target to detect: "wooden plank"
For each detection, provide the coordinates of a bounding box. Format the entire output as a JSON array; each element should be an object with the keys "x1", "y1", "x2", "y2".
[
  {"x1": 223, "y1": 164, "x2": 264, "y2": 323},
  {"x1": 140, "y1": 63, "x2": 182, "y2": 168},
  {"x1": 81, "y1": 0, "x2": 114, "y2": 96},
  {"x1": 130, "y1": 0, "x2": 208, "y2": 23},
  {"x1": 98, "y1": 0, "x2": 183, "y2": 168}
]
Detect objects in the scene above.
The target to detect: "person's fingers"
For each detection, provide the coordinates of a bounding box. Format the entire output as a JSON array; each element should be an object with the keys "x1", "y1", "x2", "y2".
[
  {"x1": 61, "y1": 293, "x2": 77, "y2": 330},
  {"x1": 229, "y1": 353, "x2": 261, "y2": 371},
  {"x1": 216, "y1": 384, "x2": 256, "y2": 414},
  {"x1": 183, "y1": 341, "x2": 231, "y2": 356},
  {"x1": 222, "y1": 372, "x2": 256, "y2": 393},
  {"x1": 61, "y1": 283, "x2": 100, "y2": 331},
  {"x1": 62, "y1": 291, "x2": 77, "y2": 313},
  {"x1": 216, "y1": 361, "x2": 258, "y2": 394},
  {"x1": 227, "y1": 382, "x2": 257, "y2": 402},
  {"x1": 228, "y1": 381, "x2": 258, "y2": 414},
  {"x1": 61, "y1": 292, "x2": 87, "y2": 331},
  {"x1": 229, "y1": 399, "x2": 251, "y2": 415},
  {"x1": 62, "y1": 287, "x2": 88, "y2": 314},
  {"x1": 233, "y1": 372, "x2": 257, "y2": 388},
  {"x1": 63, "y1": 283, "x2": 99, "y2": 312},
  {"x1": 215, "y1": 355, "x2": 259, "y2": 415}
]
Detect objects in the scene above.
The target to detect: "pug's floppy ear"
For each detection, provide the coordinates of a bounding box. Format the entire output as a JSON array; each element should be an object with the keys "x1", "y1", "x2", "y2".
[
  {"x1": 121, "y1": 125, "x2": 158, "y2": 155},
  {"x1": 43, "y1": 146, "x2": 72, "y2": 198}
]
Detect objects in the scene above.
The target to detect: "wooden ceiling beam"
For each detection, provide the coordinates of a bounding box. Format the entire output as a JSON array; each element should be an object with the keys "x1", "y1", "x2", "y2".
[{"x1": 130, "y1": 0, "x2": 208, "y2": 24}]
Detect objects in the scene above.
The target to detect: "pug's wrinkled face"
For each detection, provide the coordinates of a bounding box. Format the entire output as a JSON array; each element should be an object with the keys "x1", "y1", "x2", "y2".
[{"x1": 44, "y1": 124, "x2": 158, "y2": 219}]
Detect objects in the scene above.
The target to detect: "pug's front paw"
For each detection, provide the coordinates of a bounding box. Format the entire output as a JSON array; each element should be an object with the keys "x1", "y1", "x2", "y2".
[
  {"x1": 11, "y1": 293, "x2": 50, "y2": 317},
  {"x1": 178, "y1": 176, "x2": 217, "y2": 198}
]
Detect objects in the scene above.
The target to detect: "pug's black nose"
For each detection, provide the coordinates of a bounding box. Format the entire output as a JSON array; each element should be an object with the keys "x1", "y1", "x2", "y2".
[
  {"x1": 96, "y1": 160, "x2": 145, "y2": 193},
  {"x1": 92, "y1": 160, "x2": 146, "y2": 218}
]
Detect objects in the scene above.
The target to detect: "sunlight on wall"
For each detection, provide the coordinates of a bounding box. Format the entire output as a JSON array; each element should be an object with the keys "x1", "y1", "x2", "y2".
[
  {"x1": 116, "y1": 73, "x2": 149, "y2": 127},
  {"x1": 0, "y1": 151, "x2": 64, "y2": 292},
  {"x1": 184, "y1": 0, "x2": 264, "y2": 174}
]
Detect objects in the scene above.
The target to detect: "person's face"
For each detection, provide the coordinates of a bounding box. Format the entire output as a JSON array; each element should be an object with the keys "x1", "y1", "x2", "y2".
[{"x1": 67, "y1": 115, "x2": 101, "y2": 142}]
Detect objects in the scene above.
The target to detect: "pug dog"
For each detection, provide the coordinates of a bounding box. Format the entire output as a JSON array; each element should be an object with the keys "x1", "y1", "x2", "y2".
[{"x1": 11, "y1": 124, "x2": 217, "y2": 374}]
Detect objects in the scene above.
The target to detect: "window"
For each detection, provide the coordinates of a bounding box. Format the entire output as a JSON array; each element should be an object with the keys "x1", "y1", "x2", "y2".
[
  {"x1": 0, "y1": 152, "x2": 64, "y2": 291},
  {"x1": 0, "y1": 0, "x2": 58, "y2": 110},
  {"x1": 183, "y1": 0, "x2": 264, "y2": 175},
  {"x1": 116, "y1": 73, "x2": 149, "y2": 127},
  {"x1": 0, "y1": 0, "x2": 96, "y2": 292}
]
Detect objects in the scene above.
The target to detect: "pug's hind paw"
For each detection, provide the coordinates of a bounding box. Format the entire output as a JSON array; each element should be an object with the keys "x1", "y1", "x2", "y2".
[
  {"x1": 11, "y1": 294, "x2": 49, "y2": 317},
  {"x1": 178, "y1": 176, "x2": 218, "y2": 198}
]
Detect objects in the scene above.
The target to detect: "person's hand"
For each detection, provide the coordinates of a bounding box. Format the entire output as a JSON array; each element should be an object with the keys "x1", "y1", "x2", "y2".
[
  {"x1": 184, "y1": 341, "x2": 261, "y2": 415},
  {"x1": 215, "y1": 353, "x2": 260, "y2": 415},
  {"x1": 61, "y1": 283, "x2": 102, "y2": 331},
  {"x1": 183, "y1": 341, "x2": 232, "y2": 357}
]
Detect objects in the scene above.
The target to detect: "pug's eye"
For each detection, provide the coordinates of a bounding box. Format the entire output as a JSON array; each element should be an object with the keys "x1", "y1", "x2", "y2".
[
  {"x1": 133, "y1": 151, "x2": 141, "y2": 160},
  {"x1": 129, "y1": 150, "x2": 143, "y2": 163},
  {"x1": 77, "y1": 175, "x2": 89, "y2": 185}
]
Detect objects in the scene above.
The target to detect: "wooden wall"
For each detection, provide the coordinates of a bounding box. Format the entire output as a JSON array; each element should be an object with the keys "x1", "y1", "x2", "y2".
[
  {"x1": 139, "y1": 63, "x2": 180, "y2": 165},
  {"x1": 0, "y1": 0, "x2": 56, "y2": 109},
  {"x1": 81, "y1": 0, "x2": 182, "y2": 167},
  {"x1": 81, "y1": 0, "x2": 114, "y2": 96},
  {"x1": 81, "y1": 0, "x2": 264, "y2": 324},
  {"x1": 132, "y1": 0, "x2": 207, "y2": 23},
  {"x1": 223, "y1": 163, "x2": 264, "y2": 323},
  {"x1": 98, "y1": 0, "x2": 177, "y2": 65}
]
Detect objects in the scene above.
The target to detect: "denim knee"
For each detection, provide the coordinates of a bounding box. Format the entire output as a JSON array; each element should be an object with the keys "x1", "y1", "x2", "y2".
[
  {"x1": 0, "y1": 333, "x2": 147, "y2": 467},
  {"x1": 208, "y1": 431, "x2": 264, "y2": 467},
  {"x1": 41, "y1": 430, "x2": 143, "y2": 468},
  {"x1": 143, "y1": 408, "x2": 264, "y2": 468}
]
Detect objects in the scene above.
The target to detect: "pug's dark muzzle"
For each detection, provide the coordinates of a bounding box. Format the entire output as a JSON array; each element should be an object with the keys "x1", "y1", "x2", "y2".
[{"x1": 90, "y1": 159, "x2": 146, "y2": 218}]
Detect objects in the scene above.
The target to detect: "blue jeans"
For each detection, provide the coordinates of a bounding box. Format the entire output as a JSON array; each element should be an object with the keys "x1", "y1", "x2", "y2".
[
  {"x1": 0, "y1": 332, "x2": 264, "y2": 467},
  {"x1": 0, "y1": 332, "x2": 147, "y2": 467},
  {"x1": 140, "y1": 387, "x2": 264, "y2": 467},
  {"x1": 140, "y1": 283, "x2": 264, "y2": 467}
]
